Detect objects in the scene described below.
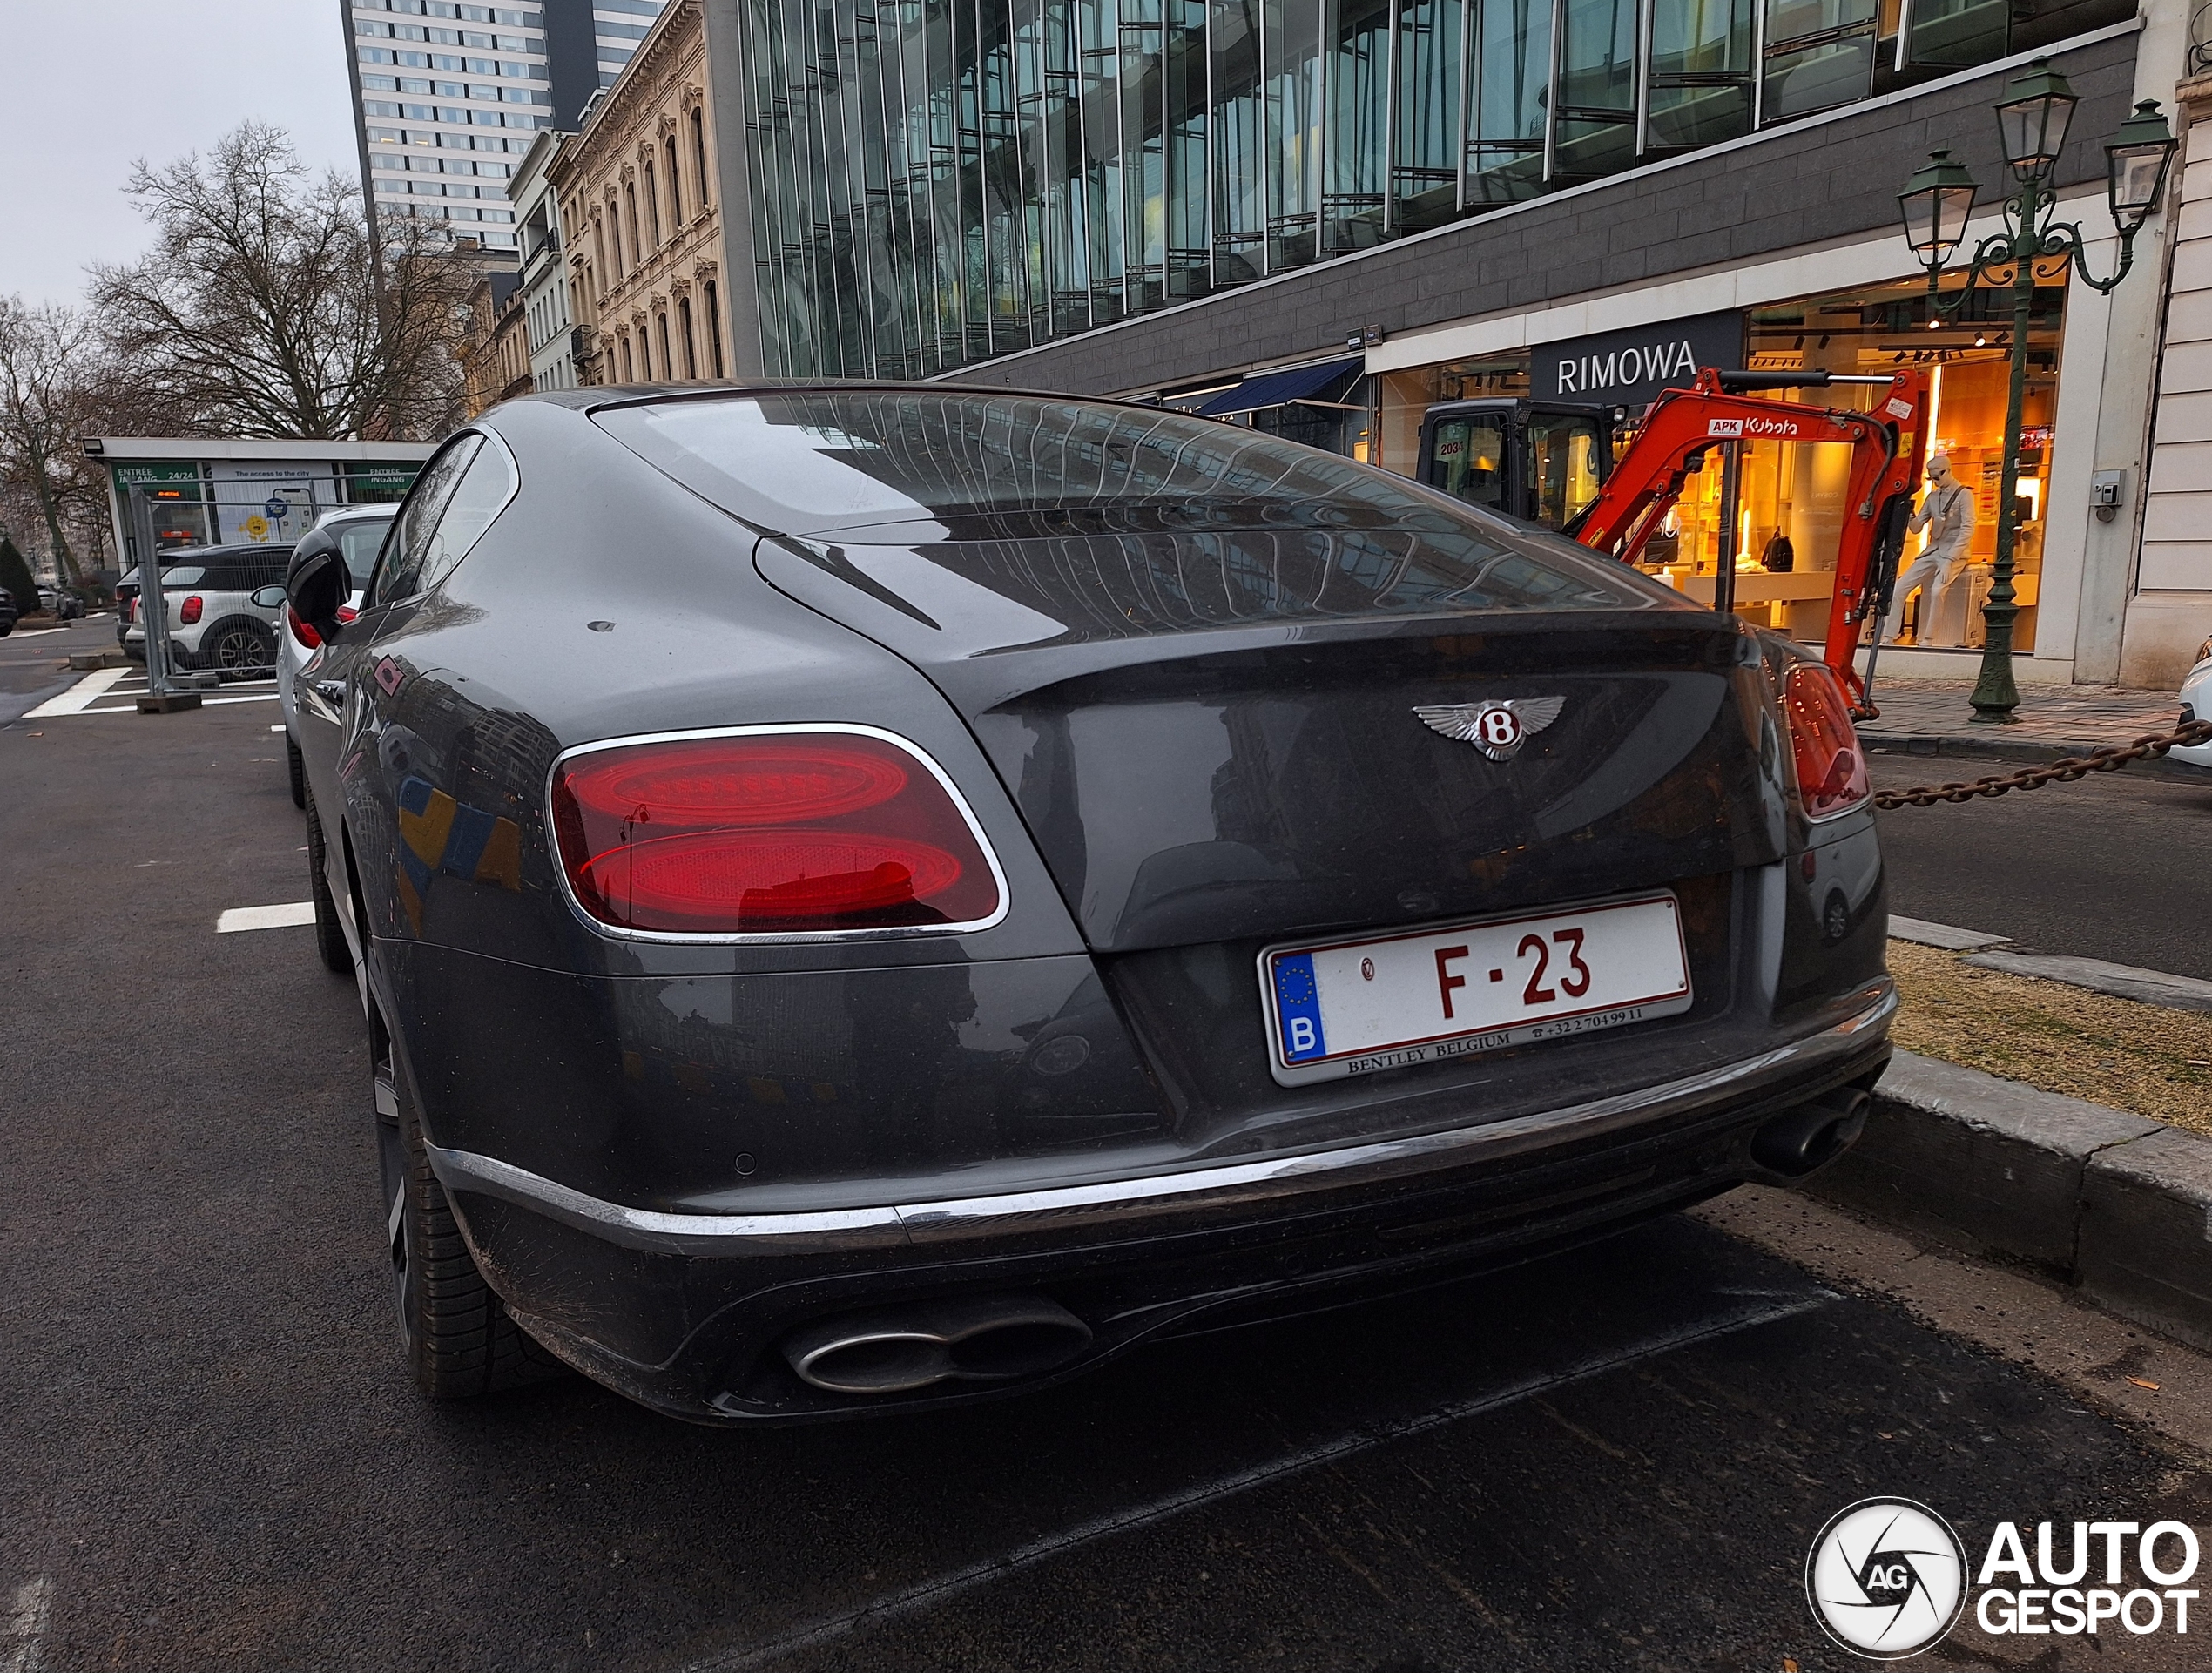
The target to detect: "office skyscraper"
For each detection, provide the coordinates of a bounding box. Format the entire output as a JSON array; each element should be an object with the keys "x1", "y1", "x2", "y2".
[{"x1": 341, "y1": 0, "x2": 664, "y2": 255}]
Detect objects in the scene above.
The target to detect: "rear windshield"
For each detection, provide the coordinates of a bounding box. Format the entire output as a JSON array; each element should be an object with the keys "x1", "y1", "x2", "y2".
[
  {"x1": 596, "y1": 390, "x2": 1682, "y2": 624},
  {"x1": 333, "y1": 518, "x2": 393, "y2": 586}
]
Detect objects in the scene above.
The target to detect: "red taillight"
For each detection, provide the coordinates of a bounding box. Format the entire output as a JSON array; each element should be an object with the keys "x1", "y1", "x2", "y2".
[
  {"x1": 122, "y1": 595, "x2": 135, "y2": 623},
  {"x1": 179, "y1": 594, "x2": 203, "y2": 625},
  {"x1": 550, "y1": 732, "x2": 1003, "y2": 934},
  {"x1": 1783, "y1": 663, "x2": 1870, "y2": 820},
  {"x1": 337, "y1": 604, "x2": 358, "y2": 624},
  {"x1": 287, "y1": 607, "x2": 320, "y2": 650}
]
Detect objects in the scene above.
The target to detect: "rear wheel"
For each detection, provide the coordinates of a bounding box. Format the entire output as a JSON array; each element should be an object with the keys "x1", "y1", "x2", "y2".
[
  {"x1": 286, "y1": 734, "x2": 306, "y2": 809},
  {"x1": 302, "y1": 786, "x2": 352, "y2": 975},
  {"x1": 374, "y1": 1029, "x2": 564, "y2": 1400},
  {"x1": 207, "y1": 620, "x2": 275, "y2": 680}
]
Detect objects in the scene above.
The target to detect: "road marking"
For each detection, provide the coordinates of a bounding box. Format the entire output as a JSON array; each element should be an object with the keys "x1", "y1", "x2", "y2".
[
  {"x1": 76, "y1": 693, "x2": 283, "y2": 713},
  {"x1": 22, "y1": 667, "x2": 127, "y2": 718},
  {"x1": 271, "y1": 724, "x2": 286, "y2": 732},
  {"x1": 9, "y1": 626, "x2": 66, "y2": 637},
  {"x1": 57, "y1": 690, "x2": 286, "y2": 716},
  {"x1": 217, "y1": 902, "x2": 316, "y2": 933},
  {"x1": 1, "y1": 1576, "x2": 51, "y2": 1673},
  {"x1": 679, "y1": 1289, "x2": 1831, "y2": 1672}
]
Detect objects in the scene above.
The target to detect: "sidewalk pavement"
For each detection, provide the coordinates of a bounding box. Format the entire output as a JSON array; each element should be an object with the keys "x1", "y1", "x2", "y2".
[{"x1": 1858, "y1": 675, "x2": 2203, "y2": 773}]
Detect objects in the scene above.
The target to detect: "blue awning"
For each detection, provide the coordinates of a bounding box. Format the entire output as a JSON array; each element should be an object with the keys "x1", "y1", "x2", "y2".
[{"x1": 1195, "y1": 356, "x2": 1364, "y2": 418}]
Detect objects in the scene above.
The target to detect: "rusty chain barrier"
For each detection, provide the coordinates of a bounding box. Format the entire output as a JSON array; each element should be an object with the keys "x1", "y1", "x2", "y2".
[{"x1": 1872, "y1": 718, "x2": 2212, "y2": 809}]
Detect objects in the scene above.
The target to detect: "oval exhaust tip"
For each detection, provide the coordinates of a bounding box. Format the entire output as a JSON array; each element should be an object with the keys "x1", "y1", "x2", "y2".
[
  {"x1": 1750, "y1": 1089, "x2": 1871, "y2": 1177},
  {"x1": 783, "y1": 1295, "x2": 1093, "y2": 1395}
]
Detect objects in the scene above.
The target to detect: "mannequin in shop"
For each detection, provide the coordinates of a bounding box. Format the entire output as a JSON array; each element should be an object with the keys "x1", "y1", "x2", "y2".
[{"x1": 1883, "y1": 454, "x2": 1976, "y2": 646}]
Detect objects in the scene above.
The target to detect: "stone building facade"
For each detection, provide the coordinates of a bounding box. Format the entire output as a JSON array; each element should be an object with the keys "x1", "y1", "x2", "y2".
[
  {"x1": 462, "y1": 271, "x2": 534, "y2": 417},
  {"x1": 546, "y1": 0, "x2": 730, "y2": 393},
  {"x1": 2133, "y1": 65, "x2": 2212, "y2": 684}
]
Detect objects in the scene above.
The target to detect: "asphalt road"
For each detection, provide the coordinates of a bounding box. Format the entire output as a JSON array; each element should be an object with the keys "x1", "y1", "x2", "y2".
[
  {"x1": 0, "y1": 615, "x2": 118, "y2": 721},
  {"x1": 1871, "y1": 750, "x2": 2212, "y2": 979},
  {"x1": 3, "y1": 680, "x2": 2208, "y2": 1672}
]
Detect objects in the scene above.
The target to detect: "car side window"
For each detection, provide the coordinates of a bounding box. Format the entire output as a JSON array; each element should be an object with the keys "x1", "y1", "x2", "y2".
[
  {"x1": 414, "y1": 438, "x2": 516, "y2": 596},
  {"x1": 372, "y1": 436, "x2": 481, "y2": 605}
]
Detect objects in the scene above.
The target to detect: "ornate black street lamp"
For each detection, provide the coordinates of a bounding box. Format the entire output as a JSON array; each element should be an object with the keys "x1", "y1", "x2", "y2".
[{"x1": 1898, "y1": 61, "x2": 2177, "y2": 720}]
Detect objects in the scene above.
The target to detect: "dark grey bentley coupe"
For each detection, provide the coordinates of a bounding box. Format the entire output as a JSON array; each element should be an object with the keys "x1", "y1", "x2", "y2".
[{"x1": 285, "y1": 383, "x2": 1892, "y2": 1422}]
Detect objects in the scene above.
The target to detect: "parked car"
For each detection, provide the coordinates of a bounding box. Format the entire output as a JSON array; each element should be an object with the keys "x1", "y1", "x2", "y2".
[
  {"x1": 276, "y1": 507, "x2": 394, "y2": 807},
  {"x1": 115, "y1": 548, "x2": 203, "y2": 651},
  {"x1": 0, "y1": 587, "x2": 16, "y2": 636},
  {"x1": 2176, "y1": 637, "x2": 2212, "y2": 772},
  {"x1": 119, "y1": 544, "x2": 293, "y2": 674},
  {"x1": 287, "y1": 385, "x2": 1894, "y2": 1424},
  {"x1": 35, "y1": 585, "x2": 84, "y2": 620}
]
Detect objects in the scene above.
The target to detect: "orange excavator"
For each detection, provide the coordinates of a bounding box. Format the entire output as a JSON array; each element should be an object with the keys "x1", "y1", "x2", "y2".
[{"x1": 1418, "y1": 368, "x2": 1930, "y2": 718}]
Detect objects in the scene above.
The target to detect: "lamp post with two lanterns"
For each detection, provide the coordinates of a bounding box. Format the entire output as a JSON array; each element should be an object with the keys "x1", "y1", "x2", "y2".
[{"x1": 1897, "y1": 60, "x2": 2178, "y2": 720}]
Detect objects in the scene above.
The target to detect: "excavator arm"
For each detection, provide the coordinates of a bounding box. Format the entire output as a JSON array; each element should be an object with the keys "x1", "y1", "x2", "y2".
[{"x1": 1569, "y1": 368, "x2": 1929, "y2": 718}]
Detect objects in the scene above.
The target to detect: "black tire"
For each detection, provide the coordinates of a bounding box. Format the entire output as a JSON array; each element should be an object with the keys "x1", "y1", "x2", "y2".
[
  {"x1": 302, "y1": 786, "x2": 354, "y2": 975},
  {"x1": 286, "y1": 733, "x2": 306, "y2": 809},
  {"x1": 374, "y1": 1035, "x2": 564, "y2": 1400},
  {"x1": 206, "y1": 619, "x2": 275, "y2": 680}
]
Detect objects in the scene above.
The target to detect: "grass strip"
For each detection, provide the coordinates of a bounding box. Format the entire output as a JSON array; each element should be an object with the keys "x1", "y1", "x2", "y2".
[{"x1": 1887, "y1": 938, "x2": 2212, "y2": 1131}]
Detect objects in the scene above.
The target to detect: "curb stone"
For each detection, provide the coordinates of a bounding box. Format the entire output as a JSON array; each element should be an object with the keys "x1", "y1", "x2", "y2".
[
  {"x1": 1809, "y1": 1049, "x2": 2212, "y2": 1350},
  {"x1": 2079, "y1": 1132, "x2": 2212, "y2": 1353},
  {"x1": 1812, "y1": 1051, "x2": 2158, "y2": 1270},
  {"x1": 1961, "y1": 949, "x2": 2212, "y2": 1014}
]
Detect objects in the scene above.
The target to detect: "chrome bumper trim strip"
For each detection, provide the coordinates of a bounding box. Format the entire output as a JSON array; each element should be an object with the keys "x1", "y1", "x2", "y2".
[{"x1": 428, "y1": 982, "x2": 1895, "y2": 1257}]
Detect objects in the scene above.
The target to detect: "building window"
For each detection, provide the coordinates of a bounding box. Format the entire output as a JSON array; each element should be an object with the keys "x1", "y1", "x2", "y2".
[
  {"x1": 726, "y1": 0, "x2": 2076, "y2": 379},
  {"x1": 621, "y1": 333, "x2": 634, "y2": 381},
  {"x1": 691, "y1": 108, "x2": 709, "y2": 207},
  {"x1": 657, "y1": 312, "x2": 673, "y2": 381},
  {"x1": 664, "y1": 134, "x2": 682, "y2": 225},
  {"x1": 624, "y1": 182, "x2": 640, "y2": 268},
  {"x1": 678, "y1": 295, "x2": 696, "y2": 376},
  {"x1": 704, "y1": 279, "x2": 722, "y2": 377},
  {"x1": 644, "y1": 161, "x2": 660, "y2": 246}
]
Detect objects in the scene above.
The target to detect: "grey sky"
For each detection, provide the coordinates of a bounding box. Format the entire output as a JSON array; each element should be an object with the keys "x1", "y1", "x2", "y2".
[{"x1": 3, "y1": 1, "x2": 361, "y2": 307}]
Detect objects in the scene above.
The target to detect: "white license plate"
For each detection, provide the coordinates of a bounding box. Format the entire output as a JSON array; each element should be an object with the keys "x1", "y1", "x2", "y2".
[{"x1": 1258, "y1": 893, "x2": 1693, "y2": 1086}]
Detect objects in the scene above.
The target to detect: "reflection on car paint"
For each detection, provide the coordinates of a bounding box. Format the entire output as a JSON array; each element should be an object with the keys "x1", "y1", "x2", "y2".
[{"x1": 393, "y1": 773, "x2": 523, "y2": 933}]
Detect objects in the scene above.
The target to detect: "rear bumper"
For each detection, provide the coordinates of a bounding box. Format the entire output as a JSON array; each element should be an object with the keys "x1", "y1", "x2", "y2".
[{"x1": 431, "y1": 980, "x2": 1893, "y2": 1423}]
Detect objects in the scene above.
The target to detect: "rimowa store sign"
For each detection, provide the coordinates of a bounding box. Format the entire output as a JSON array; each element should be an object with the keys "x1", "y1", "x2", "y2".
[{"x1": 1534, "y1": 310, "x2": 1745, "y2": 408}]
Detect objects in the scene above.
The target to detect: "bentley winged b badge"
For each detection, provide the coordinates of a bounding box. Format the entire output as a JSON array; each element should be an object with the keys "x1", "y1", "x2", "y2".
[{"x1": 1412, "y1": 696, "x2": 1566, "y2": 762}]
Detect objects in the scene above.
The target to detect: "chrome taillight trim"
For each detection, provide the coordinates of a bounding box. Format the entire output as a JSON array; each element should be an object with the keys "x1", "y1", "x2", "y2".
[{"x1": 542, "y1": 722, "x2": 1014, "y2": 945}]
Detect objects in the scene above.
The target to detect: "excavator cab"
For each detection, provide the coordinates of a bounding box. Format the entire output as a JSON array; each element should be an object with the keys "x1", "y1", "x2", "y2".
[{"x1": 1417, "y1": 399, "x2": 1618, "y2": 530}]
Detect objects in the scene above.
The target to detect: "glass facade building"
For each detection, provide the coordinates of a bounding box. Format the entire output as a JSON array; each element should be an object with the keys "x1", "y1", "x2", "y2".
[{"x1": 737, "y1": 0, "x2": 2038, "y2": 377}]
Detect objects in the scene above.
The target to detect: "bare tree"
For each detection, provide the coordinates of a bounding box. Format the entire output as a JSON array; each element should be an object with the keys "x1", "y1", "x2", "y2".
[
  {"x1": 0, "y1": 298, "x2": 204, "y2": 587},
  {"x1": 0, "y1": 300, "x2": 103, "y2": 587},
  {"x1": 90, "y1": 123, "x2": 478, "y2": 442}
]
